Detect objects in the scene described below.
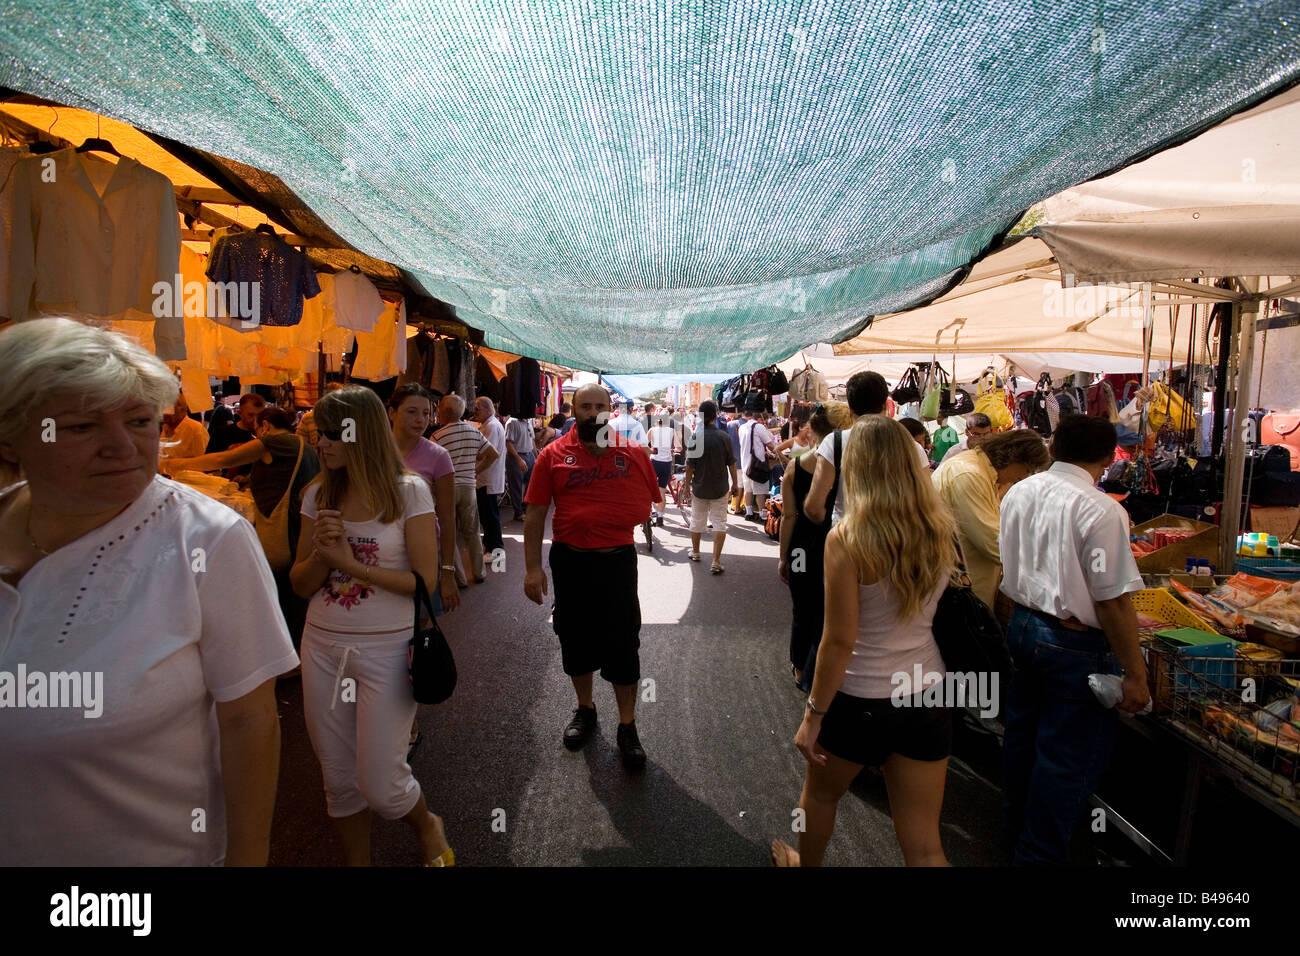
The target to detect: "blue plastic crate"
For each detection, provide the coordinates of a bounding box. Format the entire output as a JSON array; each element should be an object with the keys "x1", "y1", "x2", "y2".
[{"x1": 1236, "y1": 558, "x2": 1300, "y2": 581}]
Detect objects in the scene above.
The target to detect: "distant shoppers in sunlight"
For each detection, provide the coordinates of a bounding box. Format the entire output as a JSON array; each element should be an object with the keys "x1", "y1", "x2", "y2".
[{"x1": 772, "y1": 415, "x2": 957, "y2": 867}]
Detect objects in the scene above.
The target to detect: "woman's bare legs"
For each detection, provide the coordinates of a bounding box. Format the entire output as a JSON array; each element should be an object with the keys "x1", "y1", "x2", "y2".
[
  {"x1": 333, "y1": 809, "x2": 372, "y2": 866},
  {"x1": 882, "y1": 753, "x2": 949, "y2": 866},
  {"x1": 771, "y1": 746, "x2": 862, "y2": 867},
  {"x1": 401, "y1": 792, "x2": 451, "y2": 864}
]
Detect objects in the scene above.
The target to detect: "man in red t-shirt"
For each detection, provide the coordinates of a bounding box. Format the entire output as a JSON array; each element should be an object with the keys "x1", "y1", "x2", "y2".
[{"x1": 523, "y1": 384, "x2": 662, "y2": 770}]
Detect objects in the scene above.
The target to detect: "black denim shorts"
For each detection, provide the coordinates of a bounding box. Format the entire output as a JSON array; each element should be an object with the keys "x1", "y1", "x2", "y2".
[
  {"x1": 816, "y1": 690, "x2": 954, "y2": 767},
  {"x1": 549, "y1": 542, "x2": 641, "y2": 685}
]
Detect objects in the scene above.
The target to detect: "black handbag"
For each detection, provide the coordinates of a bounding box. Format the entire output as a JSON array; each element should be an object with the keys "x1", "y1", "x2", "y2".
[
  {"x1": 940, "y1": 385, "x2": 974, "y2": 416},
  {"x1": 767, "y1": 366, "x2": 789, "y2": 394},
  {"x1": 890, "y1": 365, "x2": 924, "y2": 405},
  {"x1": 931, "y1": 538, "x2": 1012, "y2": 679},
  {"x1": 743, "y1": 421, "x2": 772, "y2": 483},
  {"x1": 409, "y1": 572, "x2": 457, "y2": 705}
]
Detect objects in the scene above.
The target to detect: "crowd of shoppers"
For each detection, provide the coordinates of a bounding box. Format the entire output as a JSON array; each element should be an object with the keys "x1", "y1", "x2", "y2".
[{"x1": 0, "y1": 316, "x2": 1153, "y2": 869}]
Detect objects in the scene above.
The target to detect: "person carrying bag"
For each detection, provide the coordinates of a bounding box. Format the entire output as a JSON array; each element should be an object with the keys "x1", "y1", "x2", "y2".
[
  {"x1": 746, "y1": 421, "x2": 775, "y2": 484},
  {"x1": 255, "y1": 435, "x2": 306, "y2": 571}
]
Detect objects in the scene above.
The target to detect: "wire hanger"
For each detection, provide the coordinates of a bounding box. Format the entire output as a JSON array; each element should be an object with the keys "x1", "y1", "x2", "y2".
[{"x1": 28, "y1": 106, "x2": 60, "y2": 154}]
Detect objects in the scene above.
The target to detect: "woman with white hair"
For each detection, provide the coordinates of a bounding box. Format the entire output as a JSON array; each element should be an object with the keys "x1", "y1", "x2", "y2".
[{"x1": 0, "y1": 317, "x2": 298, "y2": 866}]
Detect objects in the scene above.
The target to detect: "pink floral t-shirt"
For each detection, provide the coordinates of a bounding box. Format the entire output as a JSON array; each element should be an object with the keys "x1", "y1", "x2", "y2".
[{"x1": 300, "y1": 475, "x2": 435, "y2": 634}]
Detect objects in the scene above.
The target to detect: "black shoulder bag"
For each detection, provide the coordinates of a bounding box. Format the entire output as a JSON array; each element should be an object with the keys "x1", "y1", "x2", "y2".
[
  {"x1": 744, "y1": 422, "x2": 772, "y2": 483},
  {"x1": 931, "y1": 536, "x2": 1012, "y2": 679},
  {"x1": 409, "y1": 572, "x2": 457, "y2": 705}
]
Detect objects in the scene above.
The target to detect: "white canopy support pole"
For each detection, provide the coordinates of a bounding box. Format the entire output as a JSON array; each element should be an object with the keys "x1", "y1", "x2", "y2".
[{"x1": 1219, "y1": 277, "x2": 1262, "y2": 571}]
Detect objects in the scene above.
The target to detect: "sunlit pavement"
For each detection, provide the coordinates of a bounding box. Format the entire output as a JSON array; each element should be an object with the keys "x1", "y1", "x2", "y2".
[{"x1": 268, "y1": 503, "x2": 1009, "y2": 866}]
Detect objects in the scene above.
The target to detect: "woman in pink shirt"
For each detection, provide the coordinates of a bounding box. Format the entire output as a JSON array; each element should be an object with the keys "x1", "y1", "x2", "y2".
[
  {"x1": 388, "y1": 384, "x2": 459, "y2": 614},
  {"x1": 389, "y1": 384, "x2": 459, "y2": 756}
]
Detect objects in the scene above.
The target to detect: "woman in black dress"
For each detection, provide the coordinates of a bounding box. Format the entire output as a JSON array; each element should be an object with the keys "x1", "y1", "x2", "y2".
[{"x1": 777, "y1": 401, "x2": 852, "y2": 689}]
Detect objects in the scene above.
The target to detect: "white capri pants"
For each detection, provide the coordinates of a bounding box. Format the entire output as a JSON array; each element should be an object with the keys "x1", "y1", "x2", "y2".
[
  {"x1": 301, "y1": 622, "x2": 421, "y2": 820},
  {"x1": 690, "y1": 496, "x2": 729, "y2": 534},
  {"x1": 743, "y1": 474, "x2": 769, "y2": 496}
]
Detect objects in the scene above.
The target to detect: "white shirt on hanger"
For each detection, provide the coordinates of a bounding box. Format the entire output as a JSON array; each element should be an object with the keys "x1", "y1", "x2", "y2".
[
  {"x1": 8, "y1": 149, "x2": 181, "y2": 323},
  {"x1": 328, "y1": 269, "x2": 385, "y2": 332}
]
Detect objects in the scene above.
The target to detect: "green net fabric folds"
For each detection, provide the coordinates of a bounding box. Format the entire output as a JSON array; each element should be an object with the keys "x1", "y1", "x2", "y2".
[{"x1": 2, "y1": 1, "x2": 1297, "y2": 371}]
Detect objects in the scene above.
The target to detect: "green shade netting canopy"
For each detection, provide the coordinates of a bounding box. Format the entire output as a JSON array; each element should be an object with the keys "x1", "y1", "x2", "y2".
[{"x1": 1, "y1": 1, "x2": 1297, "y2": 373}]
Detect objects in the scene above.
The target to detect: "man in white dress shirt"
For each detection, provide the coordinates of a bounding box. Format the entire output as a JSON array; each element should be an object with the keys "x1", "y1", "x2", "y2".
[{"x1": 998, "y1": 414, "x2": 1150, "y2": 866}]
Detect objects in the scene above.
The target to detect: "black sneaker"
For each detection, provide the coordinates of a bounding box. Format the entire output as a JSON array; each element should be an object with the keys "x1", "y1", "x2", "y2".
[
  {"x1": 616, "y1": 721, "x2": 646, "y2": 770},
  {"x1": 563, "y1": 705, "x2": 597, "y2": 750}
]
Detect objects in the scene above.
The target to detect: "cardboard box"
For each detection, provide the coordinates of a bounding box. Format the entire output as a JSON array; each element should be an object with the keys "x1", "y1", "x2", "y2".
[
  {"x1": 1249, "y1": 505, "x2": 1300, "y2": 539},
  {"x1": 1131, "y1": 513, "x2": 1220, "y2": 573}
]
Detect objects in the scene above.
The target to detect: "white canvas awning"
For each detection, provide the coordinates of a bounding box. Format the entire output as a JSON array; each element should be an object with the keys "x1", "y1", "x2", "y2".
[
  {"x1": 835, "y1": 83, "x2": 1300, "y2": 378},
  {"x1": 830, "y1": 237, "x2": 1207, "y2": 380},
  {"x1": 1038, "y1": 85, "x2": 1300, "y2": 284}
]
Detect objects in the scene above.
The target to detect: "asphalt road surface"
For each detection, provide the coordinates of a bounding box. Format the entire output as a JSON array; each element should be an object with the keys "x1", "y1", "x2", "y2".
[{"x1": 268, "y1": 500, "x2": 1012, "y2": 867}]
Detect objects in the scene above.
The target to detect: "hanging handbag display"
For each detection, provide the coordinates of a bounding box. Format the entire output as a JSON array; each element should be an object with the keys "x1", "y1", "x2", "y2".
[
  {"x1": 973, "y1": 369, "x2": 1013, "y2": 430},
  {"x1": 767, "y1": 366, "x2": 789, "y2": 394},
  {"x1": 931, "y1": 537, "x2": 1011, "y2": 679},
  {"x1": 744, "y1": 421, "x2": 773, "y2": 483},
  {"x1": 409, "y1": 571, "x2": 457, "y2": 705},
  {"x1": 940, "y1": 385, "x2": 974, "y2": 416},
  {"x1": 890, "y1": 365, "x2": 924, "y2": 405},
  {"x1": 919, "y1": 364, "x2": 950, "y2": 420}
]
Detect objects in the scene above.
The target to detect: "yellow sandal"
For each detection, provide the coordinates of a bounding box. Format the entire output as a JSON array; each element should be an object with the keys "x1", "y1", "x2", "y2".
[{"x1": 426, "y1": 847, "x2": 455, "y2": 867}]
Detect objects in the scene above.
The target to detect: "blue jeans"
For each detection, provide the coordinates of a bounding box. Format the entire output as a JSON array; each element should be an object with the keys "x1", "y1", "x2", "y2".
[{"x1": 1002, "y1": 605, "x2": 1121, "y2": 866}]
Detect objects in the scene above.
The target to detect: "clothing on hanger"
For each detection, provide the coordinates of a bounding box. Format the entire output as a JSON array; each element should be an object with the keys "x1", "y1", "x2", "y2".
[
  {"x1": 328, "y1": 269, "x2": 385, "y2": 332},
  {"x1": 9, "y1": 148, "x2": 181, "y2": 323},
  {"x1": 430, "y1": 337, "x2": 451, "y2": 393},
  {"x1": 206, "y1": 230, "x2": 320, "y2": 327},
  {"x1": 0, "y1": 145, "x2": 28, "y2": 320}
]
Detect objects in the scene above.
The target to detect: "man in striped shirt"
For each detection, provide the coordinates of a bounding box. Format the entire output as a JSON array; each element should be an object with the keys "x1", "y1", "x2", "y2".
[{"x1": 433, "y1": 394, "x2": 500, "y2": 584}]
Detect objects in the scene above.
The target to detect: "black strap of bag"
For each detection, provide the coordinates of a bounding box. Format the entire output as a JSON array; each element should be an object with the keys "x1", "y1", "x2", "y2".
[
  {"x1": 744, "y1": 420, "x2": 772, "y2": 483},
  {"x1": 409, "y1": 572, "x2": 457, "y2": 705}
]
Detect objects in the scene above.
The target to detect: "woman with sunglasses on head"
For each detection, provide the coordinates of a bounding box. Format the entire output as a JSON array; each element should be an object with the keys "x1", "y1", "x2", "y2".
[
  {"x1": 773, "y1": 414, "x2": 957, "y2": 867},
  {"x1": 778, "y1": 402, "x2": 851, "y2": 689},
  {"x1": 291, "y1": 386, "x2": 454, "y2": 866}
]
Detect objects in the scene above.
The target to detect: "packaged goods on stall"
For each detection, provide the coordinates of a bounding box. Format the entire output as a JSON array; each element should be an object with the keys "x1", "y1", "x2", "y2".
[
  {"x1": 1207, "y1": 572, "x2": 1291, "y2": 608},
  {"x1": 1247, "y1": 588, "x2": 1300, "y2": 631},
  {"x1": 1171, "y1": 580, "x2": 1246, "y2": 630},
  {"x1": 1130, "y1": 526, "x2": 1197, "y2": 559}
]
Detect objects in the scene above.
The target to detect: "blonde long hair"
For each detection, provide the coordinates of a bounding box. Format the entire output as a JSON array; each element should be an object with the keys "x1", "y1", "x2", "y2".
[
  {"x1": 309, "y1": 386, "x2": 411, "y2": 523},
  {"x1": 837, "y1": 416, "x2": 957, "y2": 620}
]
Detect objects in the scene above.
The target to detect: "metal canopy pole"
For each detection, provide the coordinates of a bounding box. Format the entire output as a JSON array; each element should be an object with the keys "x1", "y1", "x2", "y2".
[{"x1": 1218, "y1": 277, "x2": 1261, "y2": 571}]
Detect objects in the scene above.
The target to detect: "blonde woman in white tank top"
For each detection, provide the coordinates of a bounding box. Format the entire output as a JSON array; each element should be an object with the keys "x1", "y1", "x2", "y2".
[{"x1": 772, "y1": 415, "x2": 958, "y2": 867}]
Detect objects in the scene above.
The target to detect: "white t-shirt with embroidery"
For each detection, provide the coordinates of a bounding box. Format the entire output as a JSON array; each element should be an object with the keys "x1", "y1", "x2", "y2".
[
  {"x1": 300, "y1": 474, "x2": 435, "y2": 635},
  {"x1": 0, "y1": 476, "x2": 298, "y2": 866}
]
